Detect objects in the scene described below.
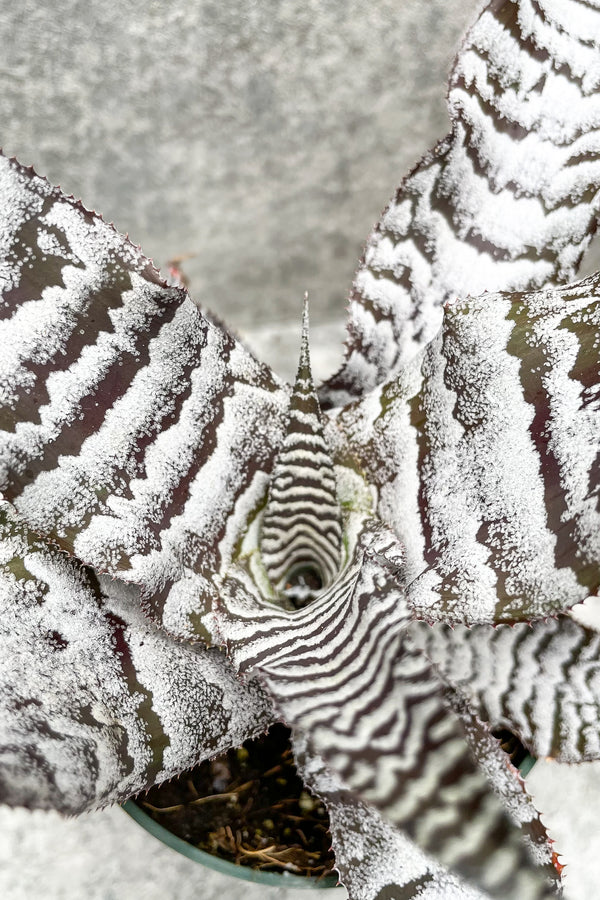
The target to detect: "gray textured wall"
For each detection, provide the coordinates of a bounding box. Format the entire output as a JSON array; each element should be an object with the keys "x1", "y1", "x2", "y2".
[{"x1": 0, "y1": 0, "x2": 475, "y2": 333}]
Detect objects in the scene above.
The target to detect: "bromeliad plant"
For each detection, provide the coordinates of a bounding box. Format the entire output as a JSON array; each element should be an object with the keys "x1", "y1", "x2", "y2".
[{"x1": 2, "y1": 0, "x2": 600, "y2": 897}]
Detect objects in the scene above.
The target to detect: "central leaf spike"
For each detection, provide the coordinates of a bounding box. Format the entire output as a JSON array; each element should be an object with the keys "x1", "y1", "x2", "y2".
[{"x1": 260, "y1": 295, "x2": 343, "y2": 608}]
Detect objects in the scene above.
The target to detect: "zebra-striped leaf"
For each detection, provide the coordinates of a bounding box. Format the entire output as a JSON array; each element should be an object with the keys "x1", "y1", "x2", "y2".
[
  {"x1": 259, "y1": 300, "x2": 343, "y2": 606},
  {"x1": 321, "y1": 0, "x2": 600, "y2": 407},
  {"x1": 333, "y1": 277, "x2": 600, "y2": 624},
  {"x1": 0, "y1": 153, "x2": 288, "y2": 640},
  {"x1": 214, "y1": 519, "x2": 560, "y2": 897},
  {"x1": 295, "y1": 736, "x2": 557, "y2": 900},
  {"x1": 412, "y1": 612, "x2": 600, "y2": 764},
  {"x1": 0, "y1": 500, "x2": 274, "y2": 814}
]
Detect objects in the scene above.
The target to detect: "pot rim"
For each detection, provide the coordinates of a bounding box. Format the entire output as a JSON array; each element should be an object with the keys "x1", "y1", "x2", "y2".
[
  {"x1": 122, "y1": 798, "x2": 341, "y2": 890},
  {"x1": 123, "y1": 752, "x2": 536, "y2": 890}
]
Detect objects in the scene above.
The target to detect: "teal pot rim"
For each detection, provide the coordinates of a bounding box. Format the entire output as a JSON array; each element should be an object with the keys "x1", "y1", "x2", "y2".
[
  {"x1": 122, "y1": 798, "x2": 341, "y2": 890},
  {"x1": 122, "y1": 752, "x2": 536, "y2": 890},
  {"x1": 519, "y1": 754, "x2": 536, "y2": 778}
]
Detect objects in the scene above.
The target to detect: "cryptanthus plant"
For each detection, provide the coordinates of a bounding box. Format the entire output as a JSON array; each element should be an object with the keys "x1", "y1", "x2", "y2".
[{"x1": 1, "y1": 0, "x2": 600, "y2": 897}]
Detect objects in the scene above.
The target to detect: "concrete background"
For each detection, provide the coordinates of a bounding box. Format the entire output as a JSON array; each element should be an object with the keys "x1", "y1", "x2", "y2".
[{"x1": 0, "y1": 0, "x2": 476, "y2": 337}]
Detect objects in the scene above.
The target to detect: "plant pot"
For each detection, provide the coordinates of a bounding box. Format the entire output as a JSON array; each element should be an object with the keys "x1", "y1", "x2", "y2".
[
  {"x1": 122, "y1": 728, "x2": 535, "y2": 891},
  {"x1": 122, "y1": 799, "x2": 340, "y2": 890}
]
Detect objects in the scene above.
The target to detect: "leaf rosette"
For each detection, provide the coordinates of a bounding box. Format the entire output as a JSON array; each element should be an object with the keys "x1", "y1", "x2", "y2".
[{"x1": 3, "y1": 1, "x2": 600, "y2": 898}]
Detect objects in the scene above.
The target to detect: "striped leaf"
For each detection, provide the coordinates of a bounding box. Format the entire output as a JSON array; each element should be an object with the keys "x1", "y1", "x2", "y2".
[
  {"x1": 334, "y1": 276, "x2": 600, "y2": 624},
  {"x1": 213, "y1": 521, "x2": 559, "y2": 897},
  {"x1": 0, "y1": 153, "x2": 288, "y2": 639},
  {"x1": 0, "y1": 500, "x2": 274, "y2": 814},
  {"x1": 321, "y1": 0, "x2": 600, "y2": 407},
  {"x1": 412, "y1": 612, "x2": 600, "y2": 764},
  {"x1": 259, "y1": 301, "x2": 343, "y2": 606},
  {"x1": 295, "y1": 735, "x2": 557, "y2": 900}
]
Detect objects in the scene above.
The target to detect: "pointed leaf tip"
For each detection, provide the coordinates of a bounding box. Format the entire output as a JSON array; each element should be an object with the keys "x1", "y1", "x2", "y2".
[
  {"x1": 259, "y1": 298, "x2": 343, "y2": 605},
  {"x1": 298, "y1": 292, "x2": 312, "y2": 384}
]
